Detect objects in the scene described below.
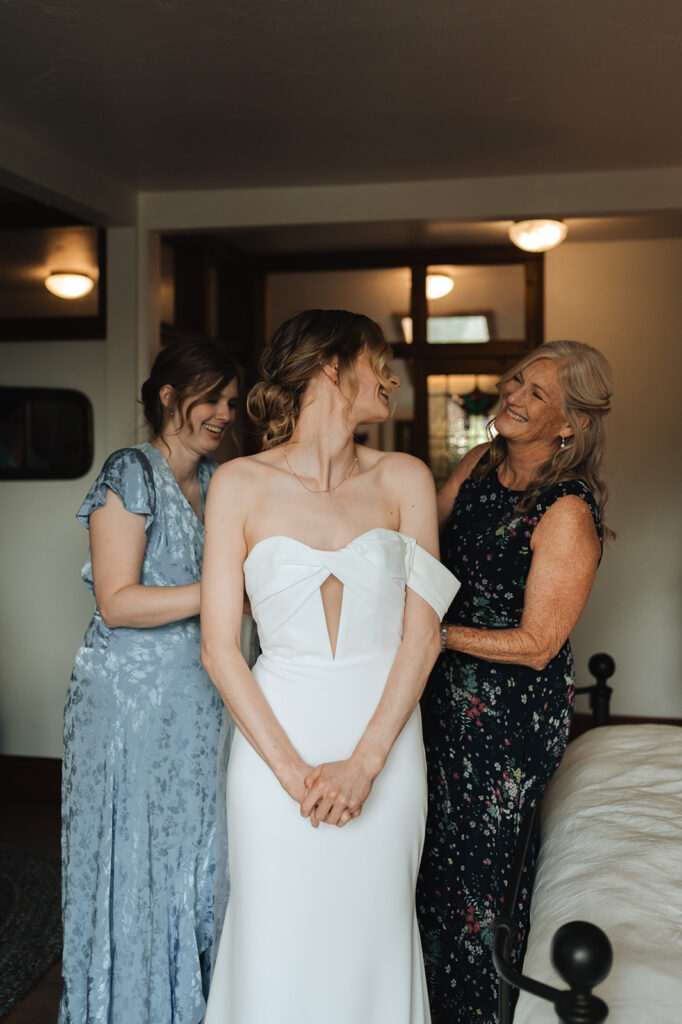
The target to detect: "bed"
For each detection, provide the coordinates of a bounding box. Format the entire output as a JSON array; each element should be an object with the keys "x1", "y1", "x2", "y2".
[{"x1": 495, "y1": 721, "x2": 682, "y2": 1022}]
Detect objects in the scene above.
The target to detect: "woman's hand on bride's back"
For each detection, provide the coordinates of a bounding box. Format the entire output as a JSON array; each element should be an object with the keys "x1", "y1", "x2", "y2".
[{"x1": 300, "y1": 758, "x2": 373, "y2": 828}]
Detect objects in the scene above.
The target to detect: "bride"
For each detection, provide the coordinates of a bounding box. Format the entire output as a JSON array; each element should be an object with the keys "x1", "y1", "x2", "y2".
[{"x1": 201, "y1": 309, "x2": 459, "y2": 1024}]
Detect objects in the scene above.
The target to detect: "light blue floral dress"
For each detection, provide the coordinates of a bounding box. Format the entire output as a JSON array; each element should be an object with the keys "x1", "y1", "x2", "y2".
[{"x1": 59, "y1": 443, "x2": 226, "y2": 1024}]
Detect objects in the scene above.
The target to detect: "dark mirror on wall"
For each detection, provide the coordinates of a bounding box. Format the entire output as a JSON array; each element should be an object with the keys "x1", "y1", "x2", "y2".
[{"x1": 0, "y1": 386, "x2": 93, "y2": 479}]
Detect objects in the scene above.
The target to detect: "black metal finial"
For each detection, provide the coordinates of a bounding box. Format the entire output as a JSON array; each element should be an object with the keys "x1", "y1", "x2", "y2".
[
  {"x1": 585, "y1": 653, "x2": 615, "y2": 727},
  {"x1": 552, "y1": 921, "x2": 613, "y2": 1023},
  {"x1": 588, "y1": 653, "x2": 615, "y2": 682}
]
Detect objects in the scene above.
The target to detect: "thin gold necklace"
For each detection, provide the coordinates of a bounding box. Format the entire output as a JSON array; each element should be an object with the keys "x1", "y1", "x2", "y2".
[{"x1": 283, "y1": 445, "x2": 358, "y2": 494}]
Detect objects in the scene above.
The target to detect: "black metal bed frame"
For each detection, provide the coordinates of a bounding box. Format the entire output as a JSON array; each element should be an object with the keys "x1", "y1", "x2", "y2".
[
  {"x1": 492, "y1": 653, "x2": 616, "y2": 1023},
  {"x1": 573, "y1": 653, "x2": 615, "y2": 729}
]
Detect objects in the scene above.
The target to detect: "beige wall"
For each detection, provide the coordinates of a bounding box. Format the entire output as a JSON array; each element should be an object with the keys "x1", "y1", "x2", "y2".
[
  {"x1": 138, "y1": 168, "x2": 682, "y2": 232},
  {"x1": 545, "y1": 238, "x2": 682, "y2": 717},
  {"x1": 267, "y1": 264, "x2": 525, "y2": 340},
  {"x1": 0, "y1": 341, "x2": 108, "y2": 756},
  {"x1": 268, "y1": 241, "x2": 682, "y2": 717},
  {"x1": 0, "y1": 229, "x2": 140, "y2": 757},
  {"x1": 3, "y1": 134, "x2": 681, "y2": 757},
  {"x1": 1, "y1": 232, "x2": 680, "y2": 759}
]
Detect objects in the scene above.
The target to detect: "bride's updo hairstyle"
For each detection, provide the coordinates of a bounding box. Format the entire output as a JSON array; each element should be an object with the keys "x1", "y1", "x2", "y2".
[
  {"x1": 141, "y1": 339, "x2": 239, "y2": 438},
  {"x1": 248, "y1": 309, "x2": 393, "y2": 449}
]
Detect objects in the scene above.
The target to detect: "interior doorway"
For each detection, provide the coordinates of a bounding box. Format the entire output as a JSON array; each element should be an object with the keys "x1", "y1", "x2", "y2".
[
  {"x1": 262, "y1": 247, "x2": 543, "y2": 478},
  {"x1": 158, "y1": 236, "x2": 544, "y2": 475}
]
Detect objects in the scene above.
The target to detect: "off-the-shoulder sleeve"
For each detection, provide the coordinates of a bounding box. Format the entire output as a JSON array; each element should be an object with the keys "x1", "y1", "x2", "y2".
[
  {"x1": 77, "y1": 448, "x2": 156, "y2": 533},
  {"x1": 402, "y1": 535, "x2": 461, "y2": 620}
]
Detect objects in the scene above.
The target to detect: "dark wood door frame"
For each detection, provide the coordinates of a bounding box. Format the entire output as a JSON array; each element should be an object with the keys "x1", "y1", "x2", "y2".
[{"x1": 253, "y1": 245, "x2": 544, "y2": 462}]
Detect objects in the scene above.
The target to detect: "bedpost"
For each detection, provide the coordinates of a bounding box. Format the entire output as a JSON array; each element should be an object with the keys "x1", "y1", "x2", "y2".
[
  {"x1": 587, "y1": 653, "x2": 615, "y2": 727},
  {"x1": 493, "y1": 829, "x2": 613, "y2": 1024},
  {"x1": 574, "y1": 653, "x2": 615, "y2": 728},
  {"x1": 552, "y1": 921, "x2": 613, "y2": 1023},
  {"x1": 493, "y1": 916, "x2": 612, "y2": 1023}
]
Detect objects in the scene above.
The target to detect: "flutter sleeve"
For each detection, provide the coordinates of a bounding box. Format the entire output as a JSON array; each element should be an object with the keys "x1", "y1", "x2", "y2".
[
  {"x1": 402, "y1": 535, "x2": 461, "y2": 620},
  {"x1": 76, "y1": 448, "x2": 156, "y2": 533}
]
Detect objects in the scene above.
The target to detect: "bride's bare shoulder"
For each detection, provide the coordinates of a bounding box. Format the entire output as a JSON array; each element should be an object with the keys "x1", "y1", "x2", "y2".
[
  {"x1": 209, "y1": 449, "x2": 283, "y2": 492},
  {"x1": 360, "y1": 447, "x2": 435, "y2": 490}
]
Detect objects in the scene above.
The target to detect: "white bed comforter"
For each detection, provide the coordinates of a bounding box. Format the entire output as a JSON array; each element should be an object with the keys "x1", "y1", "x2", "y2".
[{"x1": 515, "y1": 724, "x2": 682, "y2": 1023}]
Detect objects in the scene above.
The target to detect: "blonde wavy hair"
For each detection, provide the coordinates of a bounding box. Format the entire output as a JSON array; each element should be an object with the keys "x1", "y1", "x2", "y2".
[
  {"x1": 247, "y1": 309, "x2": 394, "y2": 449},
  {"x1": 476, "y1": 340, "x2": 615, "y2": 542}
]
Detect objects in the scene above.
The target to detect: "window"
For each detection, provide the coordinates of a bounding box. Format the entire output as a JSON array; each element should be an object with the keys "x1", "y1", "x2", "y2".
[{"x1": 427, "y1": 374, "x2": 500, "y2": 486}]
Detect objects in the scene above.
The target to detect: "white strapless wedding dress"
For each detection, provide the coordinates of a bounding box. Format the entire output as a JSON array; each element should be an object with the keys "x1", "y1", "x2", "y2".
[{"x1": 205, "y1": 528, "x2": 459, "y2": 1024}]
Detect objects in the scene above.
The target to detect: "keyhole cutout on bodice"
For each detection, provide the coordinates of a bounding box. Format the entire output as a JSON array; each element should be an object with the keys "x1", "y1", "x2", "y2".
[{"x1": 320, "y1": 574, "x2": 344, "y2": 659}]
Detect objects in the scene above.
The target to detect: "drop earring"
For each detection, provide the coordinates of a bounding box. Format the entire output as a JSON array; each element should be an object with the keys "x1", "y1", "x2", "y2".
[{"x1": 560, "y1": 435, "x2": 567, "y2": 449}]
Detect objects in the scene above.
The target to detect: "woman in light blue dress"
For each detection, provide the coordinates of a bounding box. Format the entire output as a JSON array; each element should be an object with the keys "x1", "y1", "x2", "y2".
[{"x1": 59, "y1": 340, "x2": 239, "y2": 1024}]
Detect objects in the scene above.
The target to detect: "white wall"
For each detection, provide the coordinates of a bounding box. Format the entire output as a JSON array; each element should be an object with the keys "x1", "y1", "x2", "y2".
[
  {"x1": 3, "y1": 124, "x2": 680, "y2": 760},
  {"x1": 138, "y1": 167, "x2": 682, "y2": 232},
  {"x1": 268, "y1": 264, "x2": 525, "y2": 340},
  {"x1": 268, "y1": 268, "x2": 411, "y2": 340},
  {"x1": 266, "y1": 241, "x2": 682, "y2": 718},
  {"x1": 0, "y1": 341, "x2": 107, "y2": 757},
  {"x1": 545, "y1": 238, "x2": 682, "y2": 718},
  {"x1": 0, "y1": 228, "x2": 140, "y2": 757},
  {"x1": 2, "y1": 232, "x2": 680, "y2": 759}
]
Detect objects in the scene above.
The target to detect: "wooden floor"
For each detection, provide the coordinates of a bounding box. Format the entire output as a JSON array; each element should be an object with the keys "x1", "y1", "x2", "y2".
[{"x1": 2, "y1": 798, "x2": 62, "y2": 1024}]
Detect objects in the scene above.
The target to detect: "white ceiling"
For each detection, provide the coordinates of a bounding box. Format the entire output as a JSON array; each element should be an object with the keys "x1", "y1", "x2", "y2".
[{"x1": 1, "y1": 0, "x2": 681, "y2": 194}]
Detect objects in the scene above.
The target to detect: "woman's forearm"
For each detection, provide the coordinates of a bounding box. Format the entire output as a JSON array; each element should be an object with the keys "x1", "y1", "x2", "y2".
[
  {"x1": 96, "y1": 582, "x2": 201, "y2": 629},
  {"x1": 442, "y1": 622, "x2": 560, "y2": 672},
  {"x1": 442, "y1": 495, "x2": 602, "y2": 672},
  {"x1": 300, "y1": 616, "x2": 441, "y2": 826},
  {"x1": 201, "y1": 640, "x2": 307, "y2": 794},
  {"x1": 352, "y1": 613, "x2": 441, "y2": 776}
]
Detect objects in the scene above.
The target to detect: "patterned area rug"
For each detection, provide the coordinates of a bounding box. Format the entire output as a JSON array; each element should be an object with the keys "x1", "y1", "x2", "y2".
[{"x1": 0, "y1": 844, "x2": 61, "y2": 1019}]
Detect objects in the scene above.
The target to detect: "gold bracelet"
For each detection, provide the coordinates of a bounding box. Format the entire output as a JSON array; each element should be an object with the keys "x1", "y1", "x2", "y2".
[{"x1": 440, "y1": 622, "x2": 449, "y2": 652}]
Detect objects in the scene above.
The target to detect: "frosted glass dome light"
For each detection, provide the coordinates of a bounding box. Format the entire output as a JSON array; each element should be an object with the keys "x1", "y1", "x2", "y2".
[
  {"x1": 426, "y1": 273, "x2": 454, "y2": 300},
  {"x1": 508, "y1": 220, "x2": 568, "y2": 253},
  {"x1": 45, "y1": 272, "x2": 95, "y2": 299}
]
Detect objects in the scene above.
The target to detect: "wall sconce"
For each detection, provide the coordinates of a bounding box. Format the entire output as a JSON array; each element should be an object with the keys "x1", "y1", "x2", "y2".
[
  {"x1": 44, "y1": 272, "x2": 95, "y2": 299},
  {"x1": 426, "y1": 273, "x2": 454, "y2": 300},
  {"x1": 508, "y1": 220, "x2": 568, "y2": 253}
]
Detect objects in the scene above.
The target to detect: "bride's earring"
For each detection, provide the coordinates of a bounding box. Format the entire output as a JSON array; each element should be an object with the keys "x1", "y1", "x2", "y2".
[{"x1": 560, "y1": 435, "x2": 567, "y2": 449}]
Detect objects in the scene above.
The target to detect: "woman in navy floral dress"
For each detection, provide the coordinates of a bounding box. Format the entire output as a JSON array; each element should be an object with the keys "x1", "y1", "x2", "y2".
[
  {"x1": 417, "y1": 341, "x2": 614, "y2": 1022},
  {"x1": 60, "y1": 340, "x2": 239, "y2": 1024}
]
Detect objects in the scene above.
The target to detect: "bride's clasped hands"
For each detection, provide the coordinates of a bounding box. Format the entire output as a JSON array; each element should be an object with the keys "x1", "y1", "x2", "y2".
[
  {"x1": 277, "y1": 742, "x2": 372, "y2": 828},
  {"x1": 301, "y1": 752, "x2": 379, "y2": 827}
]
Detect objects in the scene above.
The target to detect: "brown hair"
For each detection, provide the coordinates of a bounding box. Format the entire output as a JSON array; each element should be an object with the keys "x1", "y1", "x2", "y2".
[
  {"x1": 141, "y1": 339, "x2": 239, "y2": 438},
  {"x1": 477, "y1": 340, "x2": 615, "y2": 542},
  {"x1": 247, "y1": 309, "x2": 393, "y2": 448}
]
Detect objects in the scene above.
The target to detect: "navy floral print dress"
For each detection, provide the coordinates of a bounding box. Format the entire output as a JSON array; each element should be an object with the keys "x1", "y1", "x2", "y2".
[
  {"x1": 417, "y1": 454, "x2": 602, "y2": 1023},
  {"x1": 60, "y1": 444, "x2": 226, "y2": 1024}
]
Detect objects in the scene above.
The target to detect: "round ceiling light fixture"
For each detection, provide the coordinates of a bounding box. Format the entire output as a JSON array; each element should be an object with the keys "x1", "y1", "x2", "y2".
[
  {"x1": 426, "y1": 273, "x2": 454, "y2": 300},
  {"x1": 44, "y1": 272, "x2": 95, "y2": 299},
  {"x1": 508, "y1": 219, "x2": 568, "y2": 253}
]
